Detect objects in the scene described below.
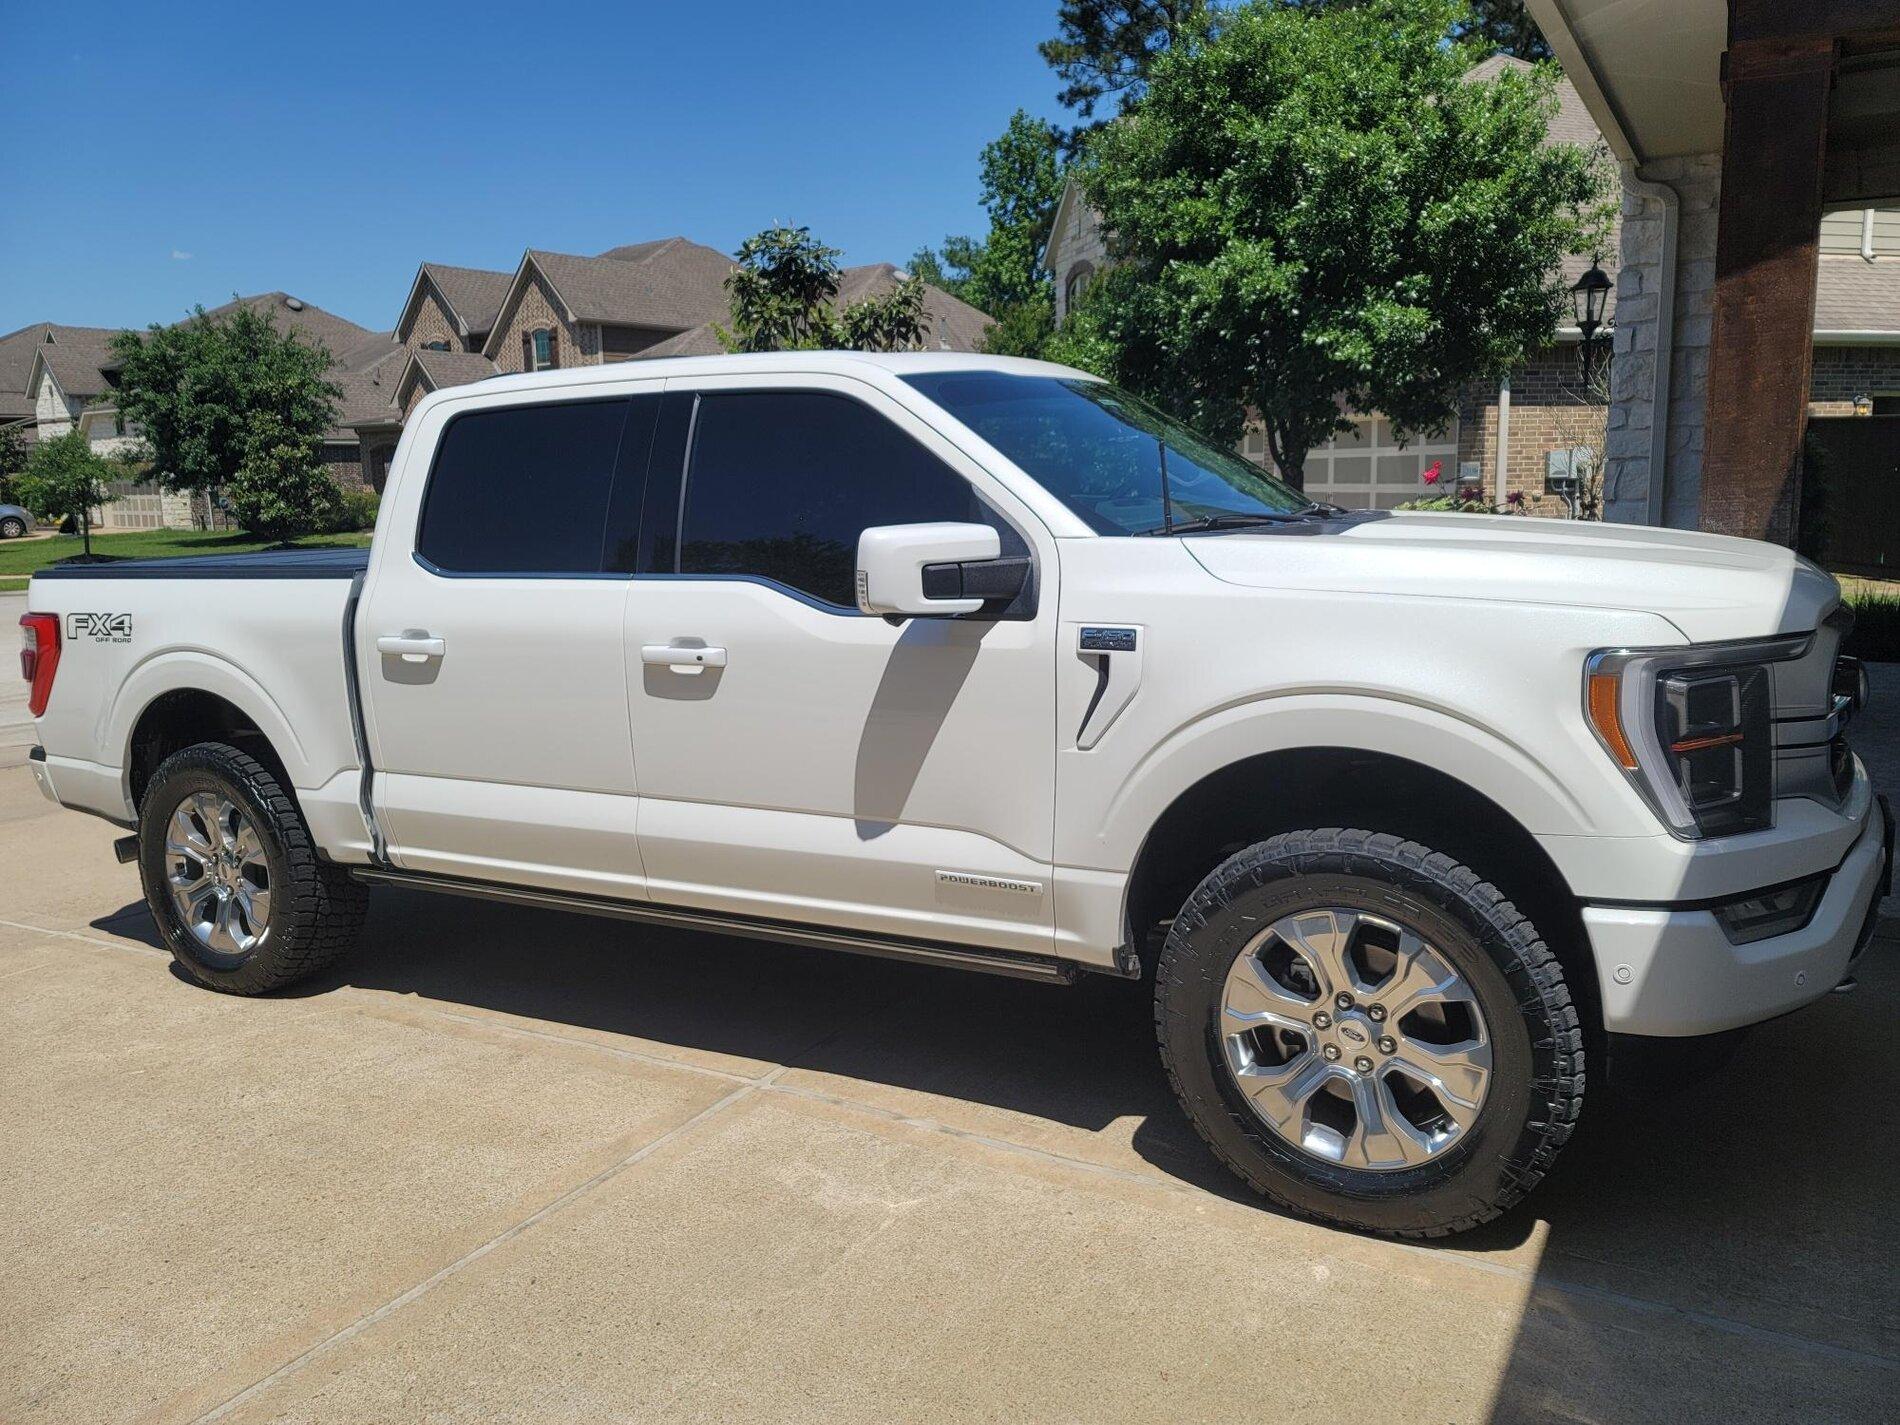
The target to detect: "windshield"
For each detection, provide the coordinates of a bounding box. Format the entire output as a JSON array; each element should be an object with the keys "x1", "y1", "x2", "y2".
[{"x1": 902, "y1": 372, "x2": 1310, "y2": 535}]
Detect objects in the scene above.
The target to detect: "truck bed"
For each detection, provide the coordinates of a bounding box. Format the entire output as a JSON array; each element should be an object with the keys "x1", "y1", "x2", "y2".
[{"x1": 30, "y1": 547, "x2": 371, "y2": 581}]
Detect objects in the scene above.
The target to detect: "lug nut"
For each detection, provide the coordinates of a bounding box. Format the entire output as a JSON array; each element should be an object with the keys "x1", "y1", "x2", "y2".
[
  {"x1": 1334, "y1": 992, "x2": 1354, "y2": 1011},
  {"x1": 1367, "y1": 1004, "x2": 1386, "y2": 1022},
  {"x1": 1353, "y1": 1056, "x2": 1374, "y2": 1073},
  {"x1": 1377, "y1": 1036, "x2": 1397, "y2": 1055},
  {"x1": 1312, "y1": 1010, "x2": 1332, "y2": 1029},
  {"x1": 1321, "y1": 1044, "x2": 1341, "y2": 1061}
]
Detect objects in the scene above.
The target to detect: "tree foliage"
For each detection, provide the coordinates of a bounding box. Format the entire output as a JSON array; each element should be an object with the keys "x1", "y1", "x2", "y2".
[
  {"x1": 916, "y1": 111, "x2": 1069, "y2": 357},
  {"x1": 720, "y1": 226, "x2": 929, "y2": 354},
  {"x1": 0, "y1": 424, "x2": 28, "y2": 505},
  {"x1": 1039, "y1": 1, "x2": 1212, "y2": 148},
  {"x1": 110, "y1": 305, "x2": 341, "y2": 497},
  {"x1": 223, "y1": 412, "x2": 345, "y2": 543},
  {"x1": 1073, "y1": 0, "x2": 1607, "y2": 482},
  {"x1": 1038, "y1": 0, "x2": 1546, "y2": 145},
  {"x1": 16, "y1": 431, "x2": 120, "y2": 558}
]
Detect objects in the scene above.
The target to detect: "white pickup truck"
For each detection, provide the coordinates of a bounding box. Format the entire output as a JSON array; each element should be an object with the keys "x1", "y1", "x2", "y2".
[{"x1": 21, "y1": 353, "x2": 1892, "y2": 1237}]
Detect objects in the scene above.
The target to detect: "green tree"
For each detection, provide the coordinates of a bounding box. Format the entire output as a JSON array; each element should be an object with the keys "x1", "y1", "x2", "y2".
[
  {"x1": 917, "y1": 111, "x2": 1069, "y2": 356},
  {"x1": 1281, "y1": 0, "x2": 1549, "y2": 59},
  {"x1": 0, "y1": 424, "x2": 29, "y2": 505},
  {"x1": 1074, "y1": 0, "x2": 1607, "y2": 484},
  {"x1": 223, "y1": 412, "x2": 345, "y2": 543},
  {"x1": 110, "y1": 304, "x2": 341, "y2": 501},
  {"x1": 836, "y1": 274, "x2": 930, "y2": 353},
  {"x1": 1039, "y1": 1, "x2": 1212, "y2": 148},
  {"x1": 16, "y1": 431, "x2": 120, "y2": 558},
  {"x1": 721, "y1": 226, "x2": 930, "y2": 353}
]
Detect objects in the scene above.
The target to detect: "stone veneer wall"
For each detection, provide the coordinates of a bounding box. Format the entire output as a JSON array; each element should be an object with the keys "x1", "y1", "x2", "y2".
[
  {"x1": 1603, "y1": 154, "x2": 1723, "y2": 528},
  {"x1": 1808, "y1": 346, "x2": 1900, "y2": 414},
  {"x1": 1051, "y1": 192, "x2": 1109, "y2": 325}
]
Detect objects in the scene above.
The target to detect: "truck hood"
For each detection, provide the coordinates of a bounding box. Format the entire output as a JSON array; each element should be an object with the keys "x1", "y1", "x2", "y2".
[{"x1": 1183, "y1": 512, "x2": 1840, "y2": 644}]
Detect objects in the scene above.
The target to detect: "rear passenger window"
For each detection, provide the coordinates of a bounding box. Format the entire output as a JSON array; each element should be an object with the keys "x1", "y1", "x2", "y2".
[
  {"x1": 417, "y1": 398, "x2": 634, "y2": 574},
  {"x1": 676, "y1": 391, "x2": 989, "y2": 608}
]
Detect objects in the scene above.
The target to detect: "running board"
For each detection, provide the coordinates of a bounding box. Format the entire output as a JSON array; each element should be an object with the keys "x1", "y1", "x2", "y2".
[{"x1": 350, "y1": 867, "x2": 1080, "y2": 984}]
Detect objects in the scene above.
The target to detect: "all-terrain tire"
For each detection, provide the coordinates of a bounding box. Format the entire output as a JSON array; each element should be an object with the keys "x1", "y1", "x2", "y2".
[
  {"x1": 138, "y1": 741, "x2": 367, "y2": 994},
  {"x1": 1155, "y1": 828, "x2": 1584, "y2": 1238}
]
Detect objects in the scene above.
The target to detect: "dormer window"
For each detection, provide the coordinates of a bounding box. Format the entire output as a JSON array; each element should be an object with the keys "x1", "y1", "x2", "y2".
[
  {"x1": 525, "y1": 327, "x2": 560, "y2": 371},
  {"x1": 422, "y1": 339, "x2": 450, "y2": 352}
]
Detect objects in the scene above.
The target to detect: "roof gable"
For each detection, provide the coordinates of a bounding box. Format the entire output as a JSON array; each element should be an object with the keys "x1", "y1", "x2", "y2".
[
  {"x1": 396, "y1": 262, "x2": 514, "y2": 343},
  {"x1": 479, "y1": 239, "x2": 739, "y2": 359}
]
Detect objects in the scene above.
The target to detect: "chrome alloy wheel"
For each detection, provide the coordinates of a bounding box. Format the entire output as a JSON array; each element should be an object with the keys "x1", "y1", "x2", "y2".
[
  {"x1": 1218, "y1": 907, "x2": 1492, "y2": 1172},
  {"x1": 165, "y1": 792, "x2": 271, "y2": 956}
]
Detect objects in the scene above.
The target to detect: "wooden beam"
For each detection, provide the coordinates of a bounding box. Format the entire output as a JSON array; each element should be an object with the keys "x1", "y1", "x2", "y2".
[{"x1": 1700, "y1": 36, "x2": 1834, "y2": 543}]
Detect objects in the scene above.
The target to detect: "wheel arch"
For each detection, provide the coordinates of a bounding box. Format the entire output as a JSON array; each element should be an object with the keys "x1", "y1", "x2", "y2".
[
  {"x1": 1120, "y1": 746, "x2": 1602, "y2": 1043},
  {"x1": 120, "y1": 665, "x2": 304, "y2": 814}
]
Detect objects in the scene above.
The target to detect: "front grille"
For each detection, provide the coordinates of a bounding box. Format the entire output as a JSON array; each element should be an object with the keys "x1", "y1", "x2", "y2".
[{"x1": 1771, "y1": 608, "x2": 1853, "y2": 809}]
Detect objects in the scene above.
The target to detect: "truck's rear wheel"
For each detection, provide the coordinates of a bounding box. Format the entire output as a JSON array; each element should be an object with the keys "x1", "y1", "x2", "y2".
[
  {"x1": 1156, "y1": 828, "x2": 1583, "y2": 1238},
  {"x1": 138, "y1": 742, "x2": 366, "y2": 994}
]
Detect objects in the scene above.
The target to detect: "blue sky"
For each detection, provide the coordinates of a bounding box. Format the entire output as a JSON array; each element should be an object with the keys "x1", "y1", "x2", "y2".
[{"x1": 0, "y1": 2, "x2": 1065, "y2": 334}]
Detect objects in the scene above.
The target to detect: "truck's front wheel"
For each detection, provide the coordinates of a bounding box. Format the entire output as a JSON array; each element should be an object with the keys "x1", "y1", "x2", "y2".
[
  {"x1": 1156, "y1": 828, "x2": 1583, "y2": 1237},
  {"x1": 138, "y1": 742, "x2": 367, "y2": 994}
]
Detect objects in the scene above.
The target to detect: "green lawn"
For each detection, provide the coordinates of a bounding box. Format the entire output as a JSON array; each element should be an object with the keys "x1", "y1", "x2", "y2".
[{"x1": 0, "y1": 528, "x2": 372, "y2": 592}]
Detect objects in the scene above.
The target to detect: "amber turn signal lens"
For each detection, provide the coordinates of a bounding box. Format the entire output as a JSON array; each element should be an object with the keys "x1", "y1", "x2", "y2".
[{"x1": 1587, "y1": 671, "x2": 1638, "y2": 770}]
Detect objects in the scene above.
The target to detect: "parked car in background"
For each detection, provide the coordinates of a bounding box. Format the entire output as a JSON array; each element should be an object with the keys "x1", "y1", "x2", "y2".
[
  {"x1": 18, "y1": 352, "x2": 1895, "y2": 1239},
  {"x1": 0, "y1": 504, "x2": 32, "y2": 538}
]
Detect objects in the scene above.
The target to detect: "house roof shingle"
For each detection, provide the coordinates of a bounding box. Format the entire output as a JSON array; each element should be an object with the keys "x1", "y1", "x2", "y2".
[
  {"x1": 0, "y1": 322, "x2": 123, "y2": 415},
  {"x1": 526, "y1": 239, "x2": 738, "y2": 330},
  {"x1": 1813, "y1": 254, "x2": 1900, "y2": 334},
  {"x1": 419, "y1": 263, "x2": 513, "y2": 339}
]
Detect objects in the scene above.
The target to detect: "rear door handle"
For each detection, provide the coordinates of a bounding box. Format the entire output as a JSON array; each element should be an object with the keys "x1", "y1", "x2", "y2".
[
  {"x1": 377, "y1": 632, "x2": 446, "y2": 661},
  {"x1": 641, "y1": 643, "x2": 727, "y2": 674}
]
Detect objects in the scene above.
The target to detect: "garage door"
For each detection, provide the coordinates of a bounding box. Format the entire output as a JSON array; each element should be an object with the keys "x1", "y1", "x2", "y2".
[{"x1": 1243, "y1": 415, "x2": 1460, "y2": 510}]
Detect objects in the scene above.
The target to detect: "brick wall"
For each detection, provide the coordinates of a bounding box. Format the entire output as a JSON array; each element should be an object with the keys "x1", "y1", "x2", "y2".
[
  {"x1": 320, "y1": 442, "x2": 366, "y2": 492},
  {"x1": 488, "y1": 268, "x2": 599, "y2": 373},
  {"x1": 1808, "y1": 345, "x2": 1900, "y2": 414},
  {"x1": 1457, "y1": 348, "x2": 1609, "y2": 515},
  {"x1": 403, "y1": 283, "x2": 462, "y2": 352}
]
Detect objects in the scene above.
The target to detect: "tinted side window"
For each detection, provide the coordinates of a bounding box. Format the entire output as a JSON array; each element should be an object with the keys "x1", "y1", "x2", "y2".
[
  {"x1": 677, "y1": 391, "x2": 986, "y2": 608},
  {"x1": 417, "y1": 398, "x2": 631, "y2": 574}
]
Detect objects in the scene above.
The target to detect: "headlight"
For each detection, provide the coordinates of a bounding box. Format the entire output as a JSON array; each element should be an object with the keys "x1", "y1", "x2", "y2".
[{"x1": 1585, "y1": 636, "x2": 1807, "y2": 839}]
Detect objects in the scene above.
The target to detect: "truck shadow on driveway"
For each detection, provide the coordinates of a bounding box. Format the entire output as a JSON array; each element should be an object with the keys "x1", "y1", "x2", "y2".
[{"x1": 97, "y1": 885, "x2": 1899, "y2": 1374}]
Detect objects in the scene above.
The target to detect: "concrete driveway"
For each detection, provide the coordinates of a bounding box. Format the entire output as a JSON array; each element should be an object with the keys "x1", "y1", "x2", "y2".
[{"x1": 2, "y1": 769, "x2": 1895, "y2": 1423}]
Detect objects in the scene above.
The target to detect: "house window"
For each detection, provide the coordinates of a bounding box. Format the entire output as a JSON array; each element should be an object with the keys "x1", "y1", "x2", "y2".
[
  {"x1": 525, "y1": 327, "x2": 560, "y2": 371},
  {"x1": 1064, "y1": 263, "x2": 1094, "y2": 315},
  {"x1": 422, "y1": 339, "x2": 450, "y2": 352}
]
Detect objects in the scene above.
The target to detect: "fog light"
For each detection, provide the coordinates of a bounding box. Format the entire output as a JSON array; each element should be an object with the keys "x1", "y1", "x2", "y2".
[{"x1": 1712, "y1": 876, "x2": 1827, "y2": 945}]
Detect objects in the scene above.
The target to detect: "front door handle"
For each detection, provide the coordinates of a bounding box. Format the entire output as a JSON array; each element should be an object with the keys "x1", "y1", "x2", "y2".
[
  {"x1": 641, "y1": 643, "x2": 727, "y2": 674},
  {"x1": 377, "y1": 632, "x2": 446, "y2": 662}
]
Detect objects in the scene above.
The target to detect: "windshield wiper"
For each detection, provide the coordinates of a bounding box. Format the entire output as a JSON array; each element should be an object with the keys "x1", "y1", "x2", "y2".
[{"x1": 1133, "y1": 512, "x2": 1307, "y2": 536}]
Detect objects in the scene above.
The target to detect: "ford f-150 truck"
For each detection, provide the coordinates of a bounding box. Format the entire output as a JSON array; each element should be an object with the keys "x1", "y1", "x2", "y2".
[{"x1": 21, "y1": 353, "x2": 1893, "y2": 1237}]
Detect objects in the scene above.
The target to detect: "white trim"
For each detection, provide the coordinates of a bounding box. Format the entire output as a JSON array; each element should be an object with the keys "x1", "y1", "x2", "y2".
[
  {"x1": 1039, "y1": 179, "x2": 1082, "y2": 275},
  {"x1": 1813, "y1": 330, "x2": 1900, "y2": 346},
  {"x1": 1523, "y1": 0, "x2": 1641, "y2": 166}
]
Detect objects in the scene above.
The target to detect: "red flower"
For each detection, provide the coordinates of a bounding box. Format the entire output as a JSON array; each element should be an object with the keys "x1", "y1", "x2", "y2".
[{"x1": 1422, "y1": 460, "x2": 1442, "y2": 485}]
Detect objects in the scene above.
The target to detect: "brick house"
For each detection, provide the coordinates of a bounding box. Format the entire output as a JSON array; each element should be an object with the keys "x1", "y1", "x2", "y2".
[
  {"x1": 1042, "y1": 53, "x2": 1900, "y2": 519},
  {"x1": 344, "y1": 237, "x2": 994, "y2": 489},
  {"x1": 1, "y1": 295, "x2": 401, "y2": 528}
]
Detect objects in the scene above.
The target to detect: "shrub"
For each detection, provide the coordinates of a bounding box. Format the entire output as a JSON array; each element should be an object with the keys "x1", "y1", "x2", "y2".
[
  {"x1": 1843, "y1": 582, "x2": 1900, "y2": 664},
  {"x1": 323, "y1": 486, "x2": 380, "y2": 533}
]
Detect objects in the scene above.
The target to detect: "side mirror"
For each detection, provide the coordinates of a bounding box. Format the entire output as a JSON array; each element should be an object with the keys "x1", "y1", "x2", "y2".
[{"x1": 856, "y1": 522, "x2": 1028, "y2": 618}]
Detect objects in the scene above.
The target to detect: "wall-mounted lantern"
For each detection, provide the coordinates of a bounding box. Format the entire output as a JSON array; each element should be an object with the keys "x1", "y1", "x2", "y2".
[{"x1": 1571, "y1": 261, "x2": 1613, "y2": 383}]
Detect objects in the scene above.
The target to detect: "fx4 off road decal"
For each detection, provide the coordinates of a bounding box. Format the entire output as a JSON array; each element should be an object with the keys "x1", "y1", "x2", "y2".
[{"x1": 66, "y1": 612, "x2": 132, "y2": 643}]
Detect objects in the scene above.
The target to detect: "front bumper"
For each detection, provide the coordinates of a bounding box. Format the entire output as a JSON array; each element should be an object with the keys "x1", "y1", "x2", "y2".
[{"x1": 1583, "y1": 794, "x2": 1892, "y2": 1037}]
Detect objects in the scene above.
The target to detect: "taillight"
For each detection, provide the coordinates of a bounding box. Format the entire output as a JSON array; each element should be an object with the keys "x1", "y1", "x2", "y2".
[{"x1": 20, "y1": 613, "x2": 59, "y2": 718}]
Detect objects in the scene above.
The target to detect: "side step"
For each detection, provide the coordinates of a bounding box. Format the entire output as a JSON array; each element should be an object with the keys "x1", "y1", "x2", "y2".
[{"x1": 350, "y1": 867, "x2": 1080, "y2": 984}]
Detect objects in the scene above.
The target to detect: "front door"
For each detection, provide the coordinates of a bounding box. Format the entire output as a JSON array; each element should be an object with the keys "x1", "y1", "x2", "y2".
[
  {"x1": 625, "y1": 376, "x2": 1059, "y2": 954},
  {"x1": 358, "y1": 385, "x2": 658, "y2": 899}
]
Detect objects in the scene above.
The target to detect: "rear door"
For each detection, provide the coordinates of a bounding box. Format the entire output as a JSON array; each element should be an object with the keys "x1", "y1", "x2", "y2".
[
  {"x1": 357, "y1": 383, "x2": 659, "y2": 898},
  {"x1": 622, "y1": 374, "x2": 1061, "y2": 953}
]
